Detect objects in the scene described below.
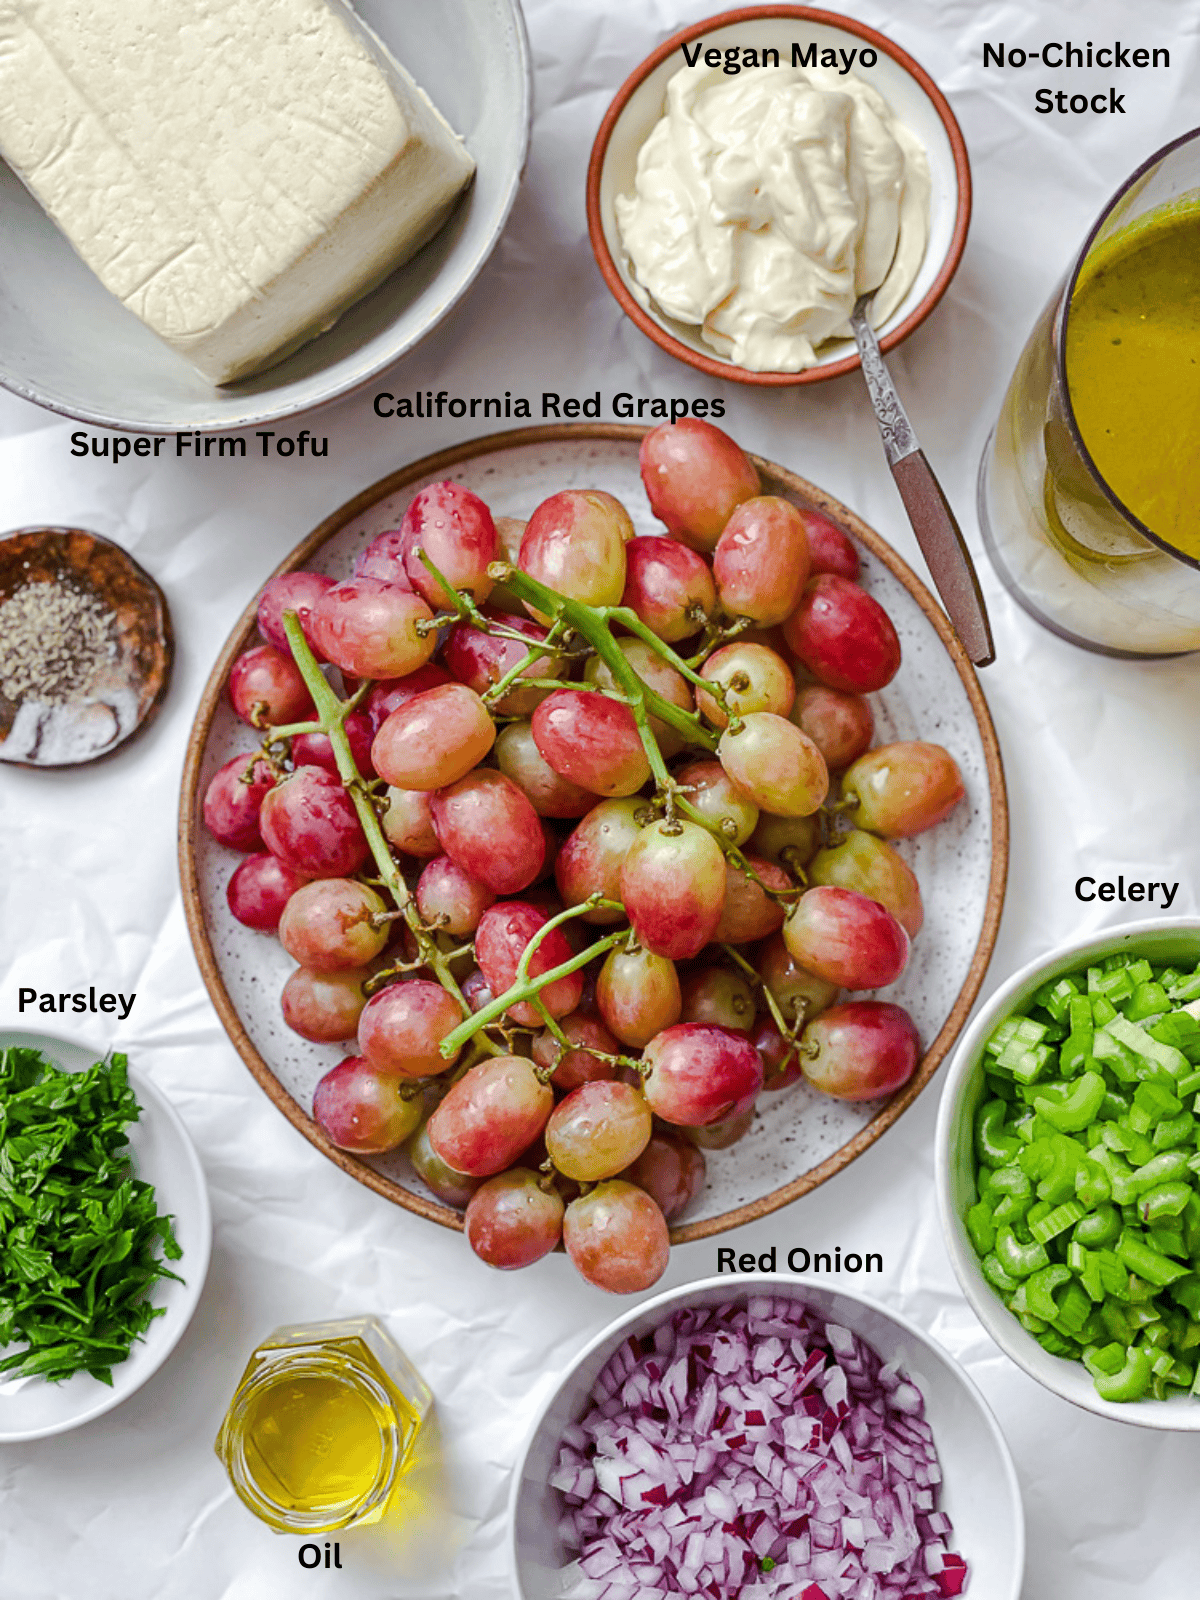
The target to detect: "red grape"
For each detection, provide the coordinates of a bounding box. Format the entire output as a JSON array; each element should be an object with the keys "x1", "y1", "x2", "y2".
[
  {"x1": 382, "y1": 785, "x2": 442, "y2": 857},
  {"x1": 464, "y1": 1169, "x2": 564, "y2": 1269},
  {"x1": 260, "y1": 765, "x2": 369, "y2": 877},
  {"x1": 531, "y1": 688, "x2": 651, "y2": 798},
  {"x1": 783, "y1": 885, "x2": 909, "y2": 990},
  {"x1": 555, "y1": 798, "x2": 646, "y2": 922},
  {"x1": 460, "y1": 968, "x2": 494, "y2": 1014},
  {"x1": 474, "y1": 901, "x2": 583, "y2": 1027},
  {"x1": 408, "y1": 1121, "x2": 483, "y2": 1208},
  {"x1": 749, "y1": 812, "x2": 820, "y2": 872},
  {"x1": 443, "y1": 612, "x2": 563, "y2": 716},
  {"x1": 718, "y1": 713, "x2": 829, "y2": 817},
  {"x1": 357, "y1": 978, "x2": 465, "y2": 1078},
  {"x1": 688, "y1": 1106, "x2": 755, "y2": 1148},
  {"x1": 257, "y1": 571, "x2": 336, "y2": 654},
  {"x1": 291, "y1": 710, "x2": 375, "y2": 777},
  {"x1": 519, "y1": 489, "x2": 630, "y2": 617},
  {"x1": 620, "y1": 536, "x2": 716, "y2": 642},
  {"x1": 758, "y1": 932, "x2": 840, "y2": 1026},
  {"x1": 596, "y1": 947, "x2": 681, "y2": 1048},
  {"x1": 310, "y1": 578, "x2": 436, "y2": 680},
  {"x1": 801, "y1": 1001, "x2": 921, "y2": 1100},
  {"x1": 279, "y1": 878, "x2": 388, "y2": 969},
  {"x1": 680, "y1": 967, "x2": 756, "y2": 1033},
  {"x1": 782, "y1": 575, "x2": 901, "y2": 694},
  {"x1": 203, "y1": 754, "x2": 277, "y2": 851},
  {"x1": 697, "y1": 642, "x2": 795, "y2": 728},
  {"x1": 639, "y1": 419, "x2": 760, "y2": 552},
  {"x1": 228, "y1": 644, "x2": 314, "y2": 727},
  {"x1": 416, "y1": 855, "x2": 495, "y2": 936},
  {"x1": 281, "y1": 965, "x2": 371, "y2": 1042},
  {"x1": 841, "y1": 742, "x2": 966, "y2": 838},
  {"x1": 431, "y1": 769, "x2": 545, "y2": 895},
  {"x1": 486, "y1": 516, "x2": 531, "y2": 614},
  {"x1": 427, "y1": 1055, "x2": 554, "y2": 1177},
  {"x1": 534, "y1": 817, "x2": 561, "y2": 884},
  {"x1": 371, "y1": 683, "x2": 495, "y2": 791},
  {"x1": 495, "y1": 721, "x2": 596, "y2": 819},
  {"x1": 226, "y1": 851, "x2": 308, "y2": 932},
  {"x1": 788, "y1": 684, "x2": 874, "y2": 771},
  {"x1": 584, "y1": 638, "x2": 693, "y2": 759},
  {"x1": 398, "y1": 480, "x2": 498, "y2": 607},
  {"x1": 353, "y1": 527, "x2": 414, "y2": 587},
  {"x1": 364, "y1": 664, "x2": 452, "y2": 734},
  {"x1": 563, "y1": 1181, "x2": 670, "y2": 1293},
  {"x1": 531, "y1": 1008, "x2": 621, "y2": 1089},
  {"x1": 624, "y1": 1132, "x2": 706, "y2": 1220},
  {"x1": 673, "y1": 758, "x2": 758, "y2": 845},
  {"x1": 809, "y1": 829, "x2": 923, "y2": 937},
  {"x1": 546, "y1": 1081, "x2": 653, "y2": 1181},
  {"x1": 752, "y1": 1014, "x2": 805, "y2": 1091},
  {"x1": 802, "y1": 511, "x2": 861, "y2": 580},
  {"x1": 312, "y1": 1056, "x2": 422, "y2": 1153},
  {"x1": 713, "y1": 854, "x2": 791, "y2": 943},
  {"x1": 712, "y1": 496, "x2": 811, "y2": 624},
  {"x1": 640, "y1": 1023, "x2": 763, "y2": 1126},
  {"x1": 620, "y1": 819, "x2": 726, "y2": 960}
]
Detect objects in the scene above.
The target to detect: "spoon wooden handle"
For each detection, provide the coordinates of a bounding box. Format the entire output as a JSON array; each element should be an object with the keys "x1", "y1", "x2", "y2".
[
  {"x1": 850, "y1": 302, "x2": 995, "y2": 667},
  {"x1": 890, "y1": 450, "x2": 995, "y2": 667}
]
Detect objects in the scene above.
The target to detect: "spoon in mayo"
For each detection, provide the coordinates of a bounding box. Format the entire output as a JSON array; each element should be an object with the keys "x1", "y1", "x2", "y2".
[{"x1": 849, "y1": 293, "x2": 995, "y2": 667}]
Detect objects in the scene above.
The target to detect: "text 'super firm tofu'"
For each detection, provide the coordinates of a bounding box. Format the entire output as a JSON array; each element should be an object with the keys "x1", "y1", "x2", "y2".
[{"x1": 0, "y1": 0, "x2": 476, "y2": 384}]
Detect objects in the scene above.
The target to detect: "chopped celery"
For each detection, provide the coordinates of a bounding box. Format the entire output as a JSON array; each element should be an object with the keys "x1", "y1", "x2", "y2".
[
  {"x1": 966, "y1": 951, "x2": 1200, "y2": 1401},
  {"x1": 1154, "y1": 1112, "x2": 1196, "y2": 1150},
  {"x1": 1030, "y1": 1201, "x2": 1085, "y2": 1245},
  {"x1": 966, "y1": 1200, "x2": 996, "y2": 1255}
]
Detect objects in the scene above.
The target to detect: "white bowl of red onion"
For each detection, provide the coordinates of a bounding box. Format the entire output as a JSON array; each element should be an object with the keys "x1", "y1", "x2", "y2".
[{"x1": 510, "y1": 1275, "x2": 1023, "y2": 1600}]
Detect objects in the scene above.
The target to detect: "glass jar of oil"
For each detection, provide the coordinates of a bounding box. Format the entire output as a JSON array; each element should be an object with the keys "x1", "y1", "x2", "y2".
[{"x1": 214, "y1": 1317, "x2": 431, "y2": 1534}]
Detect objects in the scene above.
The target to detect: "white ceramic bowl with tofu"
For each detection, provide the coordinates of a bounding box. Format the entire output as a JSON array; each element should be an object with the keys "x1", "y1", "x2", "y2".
[
  {"x1": 509, "y1": 1274, "x2": 1024, "y2": 1600},
  {"x1": 0, "y1": 0, "x2": 530, "y2": 433},
  {"x1": 936, "y1": 917, "x2": 1200, "y2": 1431}
]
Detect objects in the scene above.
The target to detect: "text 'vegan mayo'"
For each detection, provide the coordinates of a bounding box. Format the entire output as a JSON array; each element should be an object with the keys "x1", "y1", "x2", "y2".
[{"x1": 615, "y1": 64, "x2": 930, "y2": 373}]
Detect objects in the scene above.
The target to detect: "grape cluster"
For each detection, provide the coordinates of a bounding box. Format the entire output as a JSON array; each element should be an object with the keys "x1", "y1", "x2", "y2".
[{"x1": 202, "y1": 420, "x2": 965, "y2": 1294}]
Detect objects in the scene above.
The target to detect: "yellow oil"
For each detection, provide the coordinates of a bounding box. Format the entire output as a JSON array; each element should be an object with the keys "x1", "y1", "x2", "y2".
[
  {"x1": 216, "y1": 1319, "x2": 431, "y2": 1534},
  {"x1": 243, "y1": 1369, "x2": 386, "y2": 1517}
]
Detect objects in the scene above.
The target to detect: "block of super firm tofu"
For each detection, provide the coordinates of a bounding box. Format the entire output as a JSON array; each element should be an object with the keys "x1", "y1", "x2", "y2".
[{"x1": 0, "y1": 0, "x2": 477, "y2": 385}]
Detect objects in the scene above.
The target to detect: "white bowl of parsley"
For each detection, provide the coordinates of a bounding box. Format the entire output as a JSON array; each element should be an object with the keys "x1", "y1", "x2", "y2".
[{"x1": 0, "y1": 1033, "x2": 211, "y2": 1441}]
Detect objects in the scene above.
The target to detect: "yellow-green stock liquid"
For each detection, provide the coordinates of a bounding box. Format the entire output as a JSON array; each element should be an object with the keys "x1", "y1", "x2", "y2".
[{"x1": 1064, "y1": 195, "x2": 1200, "y2": 559}]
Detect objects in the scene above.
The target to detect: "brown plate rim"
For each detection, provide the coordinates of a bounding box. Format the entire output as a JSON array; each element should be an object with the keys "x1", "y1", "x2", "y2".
[
  {"x1": 178, "y1": 421, "x2": 1008, "y2": 1239},
  {"x1": 585, "y1": 4, "x2": 973, "y2": 386}
]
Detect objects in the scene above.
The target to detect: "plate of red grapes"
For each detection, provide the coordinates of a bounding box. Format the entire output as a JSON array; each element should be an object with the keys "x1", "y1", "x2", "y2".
[{"x1": 180, "y1": 420, "x2": 1006, "y2": 1295}]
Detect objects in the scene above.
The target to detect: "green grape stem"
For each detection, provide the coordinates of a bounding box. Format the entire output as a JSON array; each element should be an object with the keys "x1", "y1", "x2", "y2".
[
  {"x1": 485, "y1": 562, "x2": 719, "y2": 765},
  {"x1": 279, "y1": 610, "x2": 486, "y2": 1045},
  {"x1": 722, "y1": 942, "x2": 800, "y2": 1041},
  {"x1": 439, "y1": 927, "x2": 628, "y2": 1059}
]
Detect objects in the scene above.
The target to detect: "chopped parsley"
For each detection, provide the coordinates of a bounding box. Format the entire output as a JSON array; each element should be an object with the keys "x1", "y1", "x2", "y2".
[{"x1": 0, "y1": 1048, "x2": 182, "y2": 1385}]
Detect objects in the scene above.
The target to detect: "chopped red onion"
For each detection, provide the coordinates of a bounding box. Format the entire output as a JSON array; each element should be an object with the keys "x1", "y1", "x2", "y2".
[{"x1": 552, "y1": 1295, "x2": 968, "y2": 1600}]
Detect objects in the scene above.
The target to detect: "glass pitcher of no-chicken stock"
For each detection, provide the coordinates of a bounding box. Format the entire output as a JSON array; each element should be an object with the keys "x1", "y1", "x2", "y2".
[{"x1": 979, "y1": 127, "x2": 1200, "y2": 656}]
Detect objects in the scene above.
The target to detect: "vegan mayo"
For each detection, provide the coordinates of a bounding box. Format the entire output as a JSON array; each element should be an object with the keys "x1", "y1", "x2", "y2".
[{"x1": 615, "y1": 64, "x2": 930, "y2": 372}]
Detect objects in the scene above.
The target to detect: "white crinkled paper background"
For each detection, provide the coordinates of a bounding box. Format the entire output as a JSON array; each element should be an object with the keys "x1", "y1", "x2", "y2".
[{"x1": 2, "y1": 0, "x2": 1200, "y2": 1595}]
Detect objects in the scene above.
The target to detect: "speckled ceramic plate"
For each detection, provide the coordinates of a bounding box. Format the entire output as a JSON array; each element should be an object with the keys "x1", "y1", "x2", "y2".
[{"x1": 179, "y1": 424, "x2": 1007, "y2": 1240}]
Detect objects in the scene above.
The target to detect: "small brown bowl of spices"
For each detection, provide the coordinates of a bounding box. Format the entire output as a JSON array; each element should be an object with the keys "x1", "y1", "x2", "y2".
[{"x1": 0, "y1": 527, "x2": 172, "y2": 767}]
